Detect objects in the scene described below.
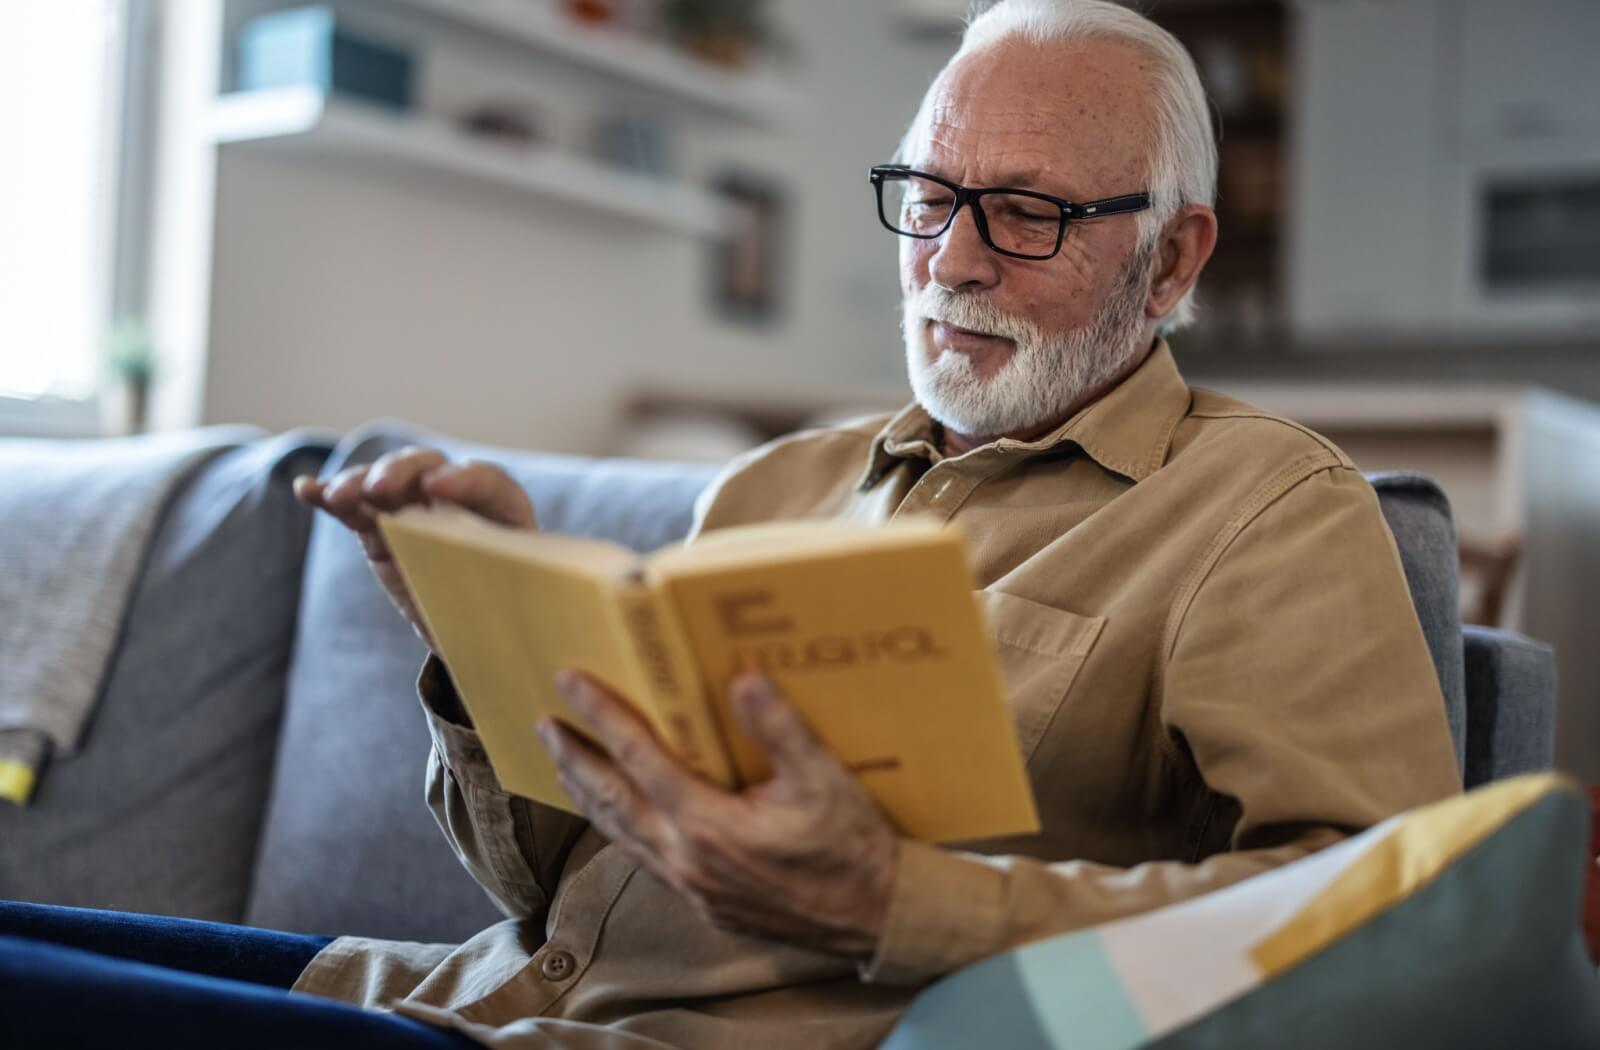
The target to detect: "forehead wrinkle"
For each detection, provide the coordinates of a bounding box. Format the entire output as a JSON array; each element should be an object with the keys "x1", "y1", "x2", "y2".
[
  {"x1": 918, "y1": 127, "x2": 1083, "y2": 196},
  {"x1": 928, "y1": 95, "x2": 1070, "y2": 135}
]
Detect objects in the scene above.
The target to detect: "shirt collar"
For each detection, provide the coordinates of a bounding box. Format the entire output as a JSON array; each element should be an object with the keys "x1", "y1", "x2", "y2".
[{"x1": 857, "y1": 337, "x2": 1192, "y2": 491}]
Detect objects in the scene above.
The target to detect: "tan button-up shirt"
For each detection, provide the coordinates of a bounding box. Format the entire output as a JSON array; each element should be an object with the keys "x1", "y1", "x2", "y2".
[{"x1": 291, "y1": 340, "x2": 1461, "y2": 1049}]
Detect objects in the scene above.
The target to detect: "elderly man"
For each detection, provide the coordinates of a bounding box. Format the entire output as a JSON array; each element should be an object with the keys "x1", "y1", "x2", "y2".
[{"x1": 54, "y1": 1, "x2": 1445, "y2": 1048}]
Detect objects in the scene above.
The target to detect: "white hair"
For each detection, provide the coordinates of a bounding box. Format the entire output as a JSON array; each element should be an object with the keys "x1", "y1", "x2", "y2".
[{"x1": 896, "y1": 0, "x2": 1217, "y2": 332}]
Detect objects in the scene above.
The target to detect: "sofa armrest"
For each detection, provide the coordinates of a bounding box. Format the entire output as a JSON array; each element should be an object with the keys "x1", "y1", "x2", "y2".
[{"x1": 1461, "y1": 625, "x2": 1557, "y2": 789}]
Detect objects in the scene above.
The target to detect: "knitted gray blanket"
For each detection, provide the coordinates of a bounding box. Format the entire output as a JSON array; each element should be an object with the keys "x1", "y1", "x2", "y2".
[{"x1": 0, "y1": 425, "x2": 261, "y2": 804}]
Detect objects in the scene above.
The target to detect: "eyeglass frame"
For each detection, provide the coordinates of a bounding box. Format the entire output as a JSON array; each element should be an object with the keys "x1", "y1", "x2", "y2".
[{"x1": 868, "y1": 164, "x2": 1152, "y2": 261}]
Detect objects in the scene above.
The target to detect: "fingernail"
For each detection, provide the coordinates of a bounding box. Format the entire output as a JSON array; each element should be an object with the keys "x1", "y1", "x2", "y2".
[
  {"x1": 734, "y1": 671, "x2": 772, "y2": 701},
  {"x1": 554, "y1": 670, "x2": 583, "y2": 704},
  {"x1": 535, "y1": 717, "x2": 558, "y2": 751},
  {"x1": 729, "y1": 678, "x2": 766, "y2": 725}
]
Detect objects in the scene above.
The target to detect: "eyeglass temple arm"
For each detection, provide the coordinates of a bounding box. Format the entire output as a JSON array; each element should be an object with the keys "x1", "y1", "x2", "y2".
[{"x1": 1069, "y1": 193, "x2": 1152, "y2": 219}]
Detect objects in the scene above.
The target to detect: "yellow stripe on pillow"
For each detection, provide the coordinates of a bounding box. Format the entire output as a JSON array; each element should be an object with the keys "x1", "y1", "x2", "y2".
[
  {"x1": 1251, "y1": 773, "x2": 1571, "y2": 976},
  {"x1": 0, "y1": 757, "x2": 37, "y2": 805}
]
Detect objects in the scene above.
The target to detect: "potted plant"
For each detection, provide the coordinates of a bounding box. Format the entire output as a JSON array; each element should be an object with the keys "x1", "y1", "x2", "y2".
[
  {"x1": 658, "y1": 0, "x2": 780, "y2": 68},
  {"x1": 106, "y1": 321, "x2": 156, "y2": 435}
]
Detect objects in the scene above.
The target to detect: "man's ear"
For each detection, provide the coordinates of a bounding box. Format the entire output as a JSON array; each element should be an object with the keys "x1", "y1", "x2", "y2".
[{"x1": 1145, "y1": 204, "x2": 1218, "y2": 320}]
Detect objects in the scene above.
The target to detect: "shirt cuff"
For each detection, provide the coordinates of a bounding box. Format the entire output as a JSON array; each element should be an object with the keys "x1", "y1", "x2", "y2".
[
  {"x1": 416, "y1": 655, "x2": 503, "y2": 793},
  {"x1": 859, "y1": 839, "x2": 1009, "y2": 987}
]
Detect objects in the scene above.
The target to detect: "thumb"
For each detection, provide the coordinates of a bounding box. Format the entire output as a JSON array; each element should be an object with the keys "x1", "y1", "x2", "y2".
[{"x1": 730, "y1": 673, "x2": 825, "y2": 775}]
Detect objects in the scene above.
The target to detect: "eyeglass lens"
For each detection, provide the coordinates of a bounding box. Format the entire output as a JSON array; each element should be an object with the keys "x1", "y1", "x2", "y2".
[{"x1": 880, "y1": 173, "x2": 1063, "y2": 257}]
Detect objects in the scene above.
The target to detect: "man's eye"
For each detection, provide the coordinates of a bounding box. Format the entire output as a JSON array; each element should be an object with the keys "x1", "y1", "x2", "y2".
[
  {"x1": 1004, "y1": 205, "x2": 1058, "y2": 223},
  {"x1": 907, "y1": 198, "x2": 953, "y2": 210}
]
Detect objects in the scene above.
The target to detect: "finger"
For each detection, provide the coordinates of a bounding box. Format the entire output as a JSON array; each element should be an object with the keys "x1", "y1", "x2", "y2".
[
  {"x1": 537, "y1": 717, "x2": 666, "y2": 854},
  {"x1": 363, "y1": 447, "x2": 449, "y2": 511},
  {"x1": 322, "y1": 465, "x2": 370, "y2": 510},
  {"x1": 292, "y1": 475, "x2": 325, "y2": 509},
  {"x1": 320, "y1": 466, "x2": 381, "y2": 532},
  {"x1": 298, "y1": 470, "x2": 378, "y2": 534},
  {"x1": 556, "y1": 671, "x2": 708, "y2": 811},
  {"x1": 730, "y1": 673, "x2": 829, "y2": 776},
  {"x1": 420, "y1": 460, "x2": 536, "y2": 528}
]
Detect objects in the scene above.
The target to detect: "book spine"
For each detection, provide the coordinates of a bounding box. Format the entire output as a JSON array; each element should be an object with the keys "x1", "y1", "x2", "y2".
[{"x1": 613, "y1": 581, "x2": 737, "y2": 788}]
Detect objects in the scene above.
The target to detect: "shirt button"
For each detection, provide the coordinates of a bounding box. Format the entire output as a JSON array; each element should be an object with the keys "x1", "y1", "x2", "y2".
[{"x1": 540, "y1": 949, "x2": 576, "y2": 981}]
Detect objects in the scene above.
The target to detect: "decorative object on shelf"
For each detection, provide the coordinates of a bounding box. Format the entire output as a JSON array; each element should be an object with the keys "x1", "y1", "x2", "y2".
[
  {"x1": 458, "y1": 101, "x2": 544, "y2": 147},
  {"x1": 709, "y1": 171, "x2": 785, "y2": 324},
  {"x1": 590, "y1": 110, "x2": 671, "y2": 177},
  {"x1": 378, "y1": 0, "x2": 797, "y2": 126},
  {"x1": 563, "y1": 0, "x2": 619, "y2": 26},
  {"x1": 659, "y1": 0, "x2": 782, "y2": 68},
  {"x1": 236, "y1": 5, "x2": 415, "y2": 112},
  {"x1": 106, "y1": 321, "x2": 156, "y2": 436},
  {"x1": 210, "y1": 89, "x2": 732, "y2": 239}
]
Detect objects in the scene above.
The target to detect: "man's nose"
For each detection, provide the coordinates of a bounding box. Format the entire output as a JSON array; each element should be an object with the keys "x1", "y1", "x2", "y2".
[{"x1": 927, "y1": 202, "x2": 1001, "y2": 292}]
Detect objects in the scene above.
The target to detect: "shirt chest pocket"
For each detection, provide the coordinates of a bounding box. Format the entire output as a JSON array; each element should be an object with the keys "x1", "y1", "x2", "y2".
[{"x1": 976, "y1": 590, "x2": 1107, "y2": 765}]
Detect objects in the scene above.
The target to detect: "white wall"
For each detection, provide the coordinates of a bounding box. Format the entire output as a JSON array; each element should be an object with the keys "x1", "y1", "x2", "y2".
[{"x1": 201, "y1": 1, "x2": 957, "y2": 453}]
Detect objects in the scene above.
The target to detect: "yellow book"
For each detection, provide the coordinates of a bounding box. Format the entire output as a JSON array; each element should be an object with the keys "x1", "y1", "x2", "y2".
[{"x1": 378, "y1": 508, "x2": 1040, "y2": 843}]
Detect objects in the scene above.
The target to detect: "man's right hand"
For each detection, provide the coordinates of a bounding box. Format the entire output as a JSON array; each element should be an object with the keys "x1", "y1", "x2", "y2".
[{"x1": 293, "y1": 447, "x2": 537, "y2": 652}]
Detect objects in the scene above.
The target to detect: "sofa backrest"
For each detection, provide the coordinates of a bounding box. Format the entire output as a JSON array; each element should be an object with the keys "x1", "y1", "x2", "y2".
[
  {"x1": 243, "y1": 426, "x2": 718, "y2": 941},
  {"x1": 0, "y1": 432, "x2": 332, "y2": 923},
  {"x1": 1366, "y1": 472, "x2": 1467, "y2": 772}
]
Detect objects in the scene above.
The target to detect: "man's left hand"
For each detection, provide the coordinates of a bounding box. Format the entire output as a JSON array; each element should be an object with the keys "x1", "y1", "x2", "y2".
[{"x1": 538, "y1": 669, "x2": 899, "y2": 960}]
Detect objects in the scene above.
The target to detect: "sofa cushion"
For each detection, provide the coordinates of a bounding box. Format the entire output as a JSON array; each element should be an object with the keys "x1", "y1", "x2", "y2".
[
  {"x1": 882, "y1": 774, "x2": 1600, "y2": 1050},
  {"x1": 0, "y1": 432, "x2": 331, "y2": 922},
  {"x1": 1462, "y1": 625, "x2": 1557, "y2": 788},
  {"x1": 244, "y1": 424, "x2": 716, "y2": 941}
]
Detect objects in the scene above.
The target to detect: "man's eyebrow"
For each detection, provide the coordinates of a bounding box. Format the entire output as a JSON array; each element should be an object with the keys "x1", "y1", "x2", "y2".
[{"x1": 917, "y1": 164, "x2": 1077, "y2": 197}]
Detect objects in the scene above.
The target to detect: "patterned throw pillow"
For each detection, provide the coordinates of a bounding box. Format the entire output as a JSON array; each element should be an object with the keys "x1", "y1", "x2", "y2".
[{"x1": 884, "y1": 774, "x2": 1600, "y2": 1050}]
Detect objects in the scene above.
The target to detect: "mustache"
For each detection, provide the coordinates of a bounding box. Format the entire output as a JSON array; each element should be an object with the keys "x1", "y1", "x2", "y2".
[{"x1": 904, "y1": 287, "x2": 1042, "y2": 345}]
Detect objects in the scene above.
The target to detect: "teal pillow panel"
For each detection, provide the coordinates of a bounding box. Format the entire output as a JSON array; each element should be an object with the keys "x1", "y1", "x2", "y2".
[{"x1": 882, "y1": 775, "x2": 1600, "y2": 1050}]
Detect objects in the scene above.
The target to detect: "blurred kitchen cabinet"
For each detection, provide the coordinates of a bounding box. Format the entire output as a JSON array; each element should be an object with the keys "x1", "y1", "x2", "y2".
[
  {"x1": 1454, "y1": 0, "x2": 1600, "y2": 145},
  {"x1": 1286, "y1": 0, "x2": 1443, "y2": 336},
  {"x1": 1287, "y1": 0, "x2": 1600, "y2": 340},
  {"x1": 1193, "y1": 377, "x2": 1600, "y2": 781}
]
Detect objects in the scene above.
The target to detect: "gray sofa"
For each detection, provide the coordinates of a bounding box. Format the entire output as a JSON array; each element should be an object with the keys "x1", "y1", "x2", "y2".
[{"x1": 0, "y1": 423, "x2": 1560, "y2": 948}]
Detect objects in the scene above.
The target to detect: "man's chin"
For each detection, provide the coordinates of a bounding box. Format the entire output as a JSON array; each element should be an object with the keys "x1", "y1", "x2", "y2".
[{"x1": 911, "y1": 378, "x2": 1008, "y2": 439}]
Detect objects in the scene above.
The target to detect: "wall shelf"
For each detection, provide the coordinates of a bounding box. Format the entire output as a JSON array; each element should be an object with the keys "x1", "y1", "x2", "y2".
[
  {"x1": 378, "y1": 0, "x2": 799, "y2": 127},
  {"x1": 209, "y1": 87, "x2": 733, "y2": 239}
]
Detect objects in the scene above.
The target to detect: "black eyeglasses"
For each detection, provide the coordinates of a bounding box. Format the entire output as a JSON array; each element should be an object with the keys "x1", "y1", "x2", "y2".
[{"x1": 869, "y1": 164, "x2": 1151, "y2": 261}]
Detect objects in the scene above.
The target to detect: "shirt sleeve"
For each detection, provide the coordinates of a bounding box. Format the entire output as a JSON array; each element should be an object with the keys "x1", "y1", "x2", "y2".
[
  {"x1": 862, "y1": 464, "x2": 1462, "y2": 986},
  {"x1": 417, "y1": 655, "x2": 589, "y2": 921}
]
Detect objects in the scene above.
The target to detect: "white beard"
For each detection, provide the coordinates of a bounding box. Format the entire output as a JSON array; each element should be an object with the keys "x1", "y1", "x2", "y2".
[{"x1": 901, "y1": 243, "x2": 1155, "y2": 440}]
